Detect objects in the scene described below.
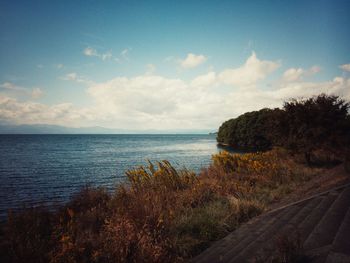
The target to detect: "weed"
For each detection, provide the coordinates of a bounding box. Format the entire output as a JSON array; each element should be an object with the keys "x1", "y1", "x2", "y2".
[{"x1": 0, "y1": 150, "x2": 318, "y2": 262}]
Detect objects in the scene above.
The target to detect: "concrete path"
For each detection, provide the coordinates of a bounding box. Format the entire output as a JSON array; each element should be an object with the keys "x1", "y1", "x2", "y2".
[{"x1": 193, "y1": 184, "x2": 350, "y2": 263}]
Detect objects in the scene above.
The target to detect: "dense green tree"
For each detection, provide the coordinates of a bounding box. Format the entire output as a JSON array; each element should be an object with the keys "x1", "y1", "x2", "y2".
[
  {"x1": 217, "y1": 108, "x2": 282, "y2": 151},
  {"x1": 217, "y1": 94, "x2": 350, "y2": 165},
  {"x1": 279, "y1": 94, "x2": 350, "y2": 164}
]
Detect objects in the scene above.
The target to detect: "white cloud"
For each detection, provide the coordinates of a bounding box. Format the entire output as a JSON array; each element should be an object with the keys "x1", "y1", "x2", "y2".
[
  {"x1": 83, "y1": 47, "x2": 98, "y2": 57},
  {"x1": 179, "y1": 53, "x2": 207, "y2": 69},
  {"x1": 282, "y1": 68, "x2": 304, "y2": 82},
  {"x1": 120, "y1": 48, "x2": 130, "y2": 61},
  {"x1": 269, "y1": 76, "x2": 350, "y2": 101},
  {"x1": 99, "y1": 51, "x2": 112, "y2": 61},
  {"x1": 309, "y1": 65, "x2": 321, "y2": 74},
  {"x1": 84, "y1": 65, "x2": 350, "y2": 129},
  {"x1": 101, "y1": 51, "x2": 112, "y2": 61},
  {"x1": 61, "y1": 72, "x2": 91, "y2": 84},
  {"x1": 0, "y1": 95, "x2": 88, "y2": 126},
  {"x1": 55, "y1": 64, "x2": 64, "y2": 69},
  {"x1": 87, "y1": 75, "x2": 186, "y2": 116},
  {"x1": 2, "y1": 53, "x2": 350, "y2": 130},
  {"x1": 145, "y1": 64, "x2": 156, "y2": 75},
  {"x1": 339, "y1": 63, "x2": 350, "y2": 72},
  {"x1": 31, "y1": 88, "x2": 43, "y2": 99},
  {"x1": 83, "y1": 47, "x2": 113, "y2": 61},
  {"x1": 282, "y1": 66, "x2": 321, "y2": 82},
  {"x1": 219, "y1": 51, "x2": 280, "y2": 87},
  {"x1": 84, "y1": 74, "x2": 226, "y2": 129},
  {"x1": 0, "y1": 82, "x2": 43, "y2": 99},
  {"x1": 191, "y1": 72, "x2": 217, "y2": 87},
  {"x1": 5, "y1": 71, "x2": 349, "y2": 130},
  {"x1": 0, "y1": 82, "x2": 25, "y2": 91},
  {"x1": 83, "y1": 47, "x2": 130, "y2": 62},
  {"x1": 62, "y1": 73, "x2": 78, "y2": 81}
]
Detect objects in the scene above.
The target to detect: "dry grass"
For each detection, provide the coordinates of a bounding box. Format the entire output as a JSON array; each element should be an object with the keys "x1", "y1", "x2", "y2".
[{"x1": 0, "y1": 148, "x2": 321, "y2": 263}]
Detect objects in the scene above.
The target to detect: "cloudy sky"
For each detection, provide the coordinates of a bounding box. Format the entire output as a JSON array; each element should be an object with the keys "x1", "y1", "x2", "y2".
[{"x1": 0, "y1": 0, "x2": 350, "y2": 131}]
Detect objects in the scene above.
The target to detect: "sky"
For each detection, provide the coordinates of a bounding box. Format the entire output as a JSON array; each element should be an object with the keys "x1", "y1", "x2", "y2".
[{"x1": 0, "y1": 0, "x2": 350, "y2": 131}]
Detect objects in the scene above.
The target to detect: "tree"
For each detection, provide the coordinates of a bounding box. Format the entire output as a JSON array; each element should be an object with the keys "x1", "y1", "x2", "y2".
[
  {"x1": 217, "y1": 108, "x2": 282, "y2": 151},
  {"x1": 279, "y1": 94, "x2": 349, "y2": 164}
]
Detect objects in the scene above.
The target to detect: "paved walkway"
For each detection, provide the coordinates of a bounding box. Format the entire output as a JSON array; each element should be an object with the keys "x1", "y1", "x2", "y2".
[{"x1": 193, "y1": 184, "x2": 350, "y2": 263}]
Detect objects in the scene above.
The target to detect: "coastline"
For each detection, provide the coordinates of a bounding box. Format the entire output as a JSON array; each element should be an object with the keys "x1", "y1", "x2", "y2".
[
  {"x1": 2, "y1": 148, "x2": 345, "y2": 262},
  {"x1": 0, "y1": 134, "x2": 218, "y2": 220}
]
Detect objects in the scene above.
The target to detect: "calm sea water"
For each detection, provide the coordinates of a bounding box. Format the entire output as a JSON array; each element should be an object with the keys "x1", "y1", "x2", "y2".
[{"x1": 0, "y1": 134, "x2": 220, "y2": 218}]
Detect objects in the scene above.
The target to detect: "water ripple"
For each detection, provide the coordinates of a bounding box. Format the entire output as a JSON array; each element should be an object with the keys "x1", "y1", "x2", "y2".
[{"x1": 0, "y1": 134, "x2": 220, "y2": 219}]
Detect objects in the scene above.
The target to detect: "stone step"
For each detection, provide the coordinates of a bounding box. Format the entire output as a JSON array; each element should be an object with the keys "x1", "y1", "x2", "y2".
[
  {"x1": 307, "y1": 245, "x2": 333, "y2": 263},
  {"x1": 236, "y1": 196, "x2": 324, "y2": 262},
  {"x1": 325, "y1": 205, "x2": 350, "y2": 263},
  {"x1": 326, "y1": 253, "x2": 350, "y2": 263},
  {"x1": 193, "y1": 209, "x2": 283, "y2": 263},
  {"x1": 297, "y1": 191, "x2": 339, "y2": 243},
  {"x1": 304, "y1": 187, "x2": 350, "y2": 251},
  {"x1": 330, "y1": 205, "x2": 350, "y2": 255},
  {"x1": 193, "y1": 184, "x2": 350, "y2": 263},
  {"x1": 218, "y1": 203, "x2": 302, "y2": 262},
  {"x1": 230, "y1": 196, "x2": 323, "y2": 262},
  {"x1": 193, "y1": 218, "x2": 259, "y2": 262}
]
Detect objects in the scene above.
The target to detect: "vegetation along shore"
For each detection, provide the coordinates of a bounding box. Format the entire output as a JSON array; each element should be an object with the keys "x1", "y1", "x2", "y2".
[{"x1": 0, "y1": 94, "x2": 349, "y2": 263}]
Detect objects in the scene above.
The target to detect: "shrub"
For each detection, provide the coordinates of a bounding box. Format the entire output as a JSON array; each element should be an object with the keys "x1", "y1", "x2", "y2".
[
  {"x1": 217, "y1": 94, "x2": 350, "y2": 165},
  {"x1": 0, "y1": 151, "x2": 318, "y2": 262},
  {"x1": 279, "y1": 94, "x2": 349, "y2": 164}
]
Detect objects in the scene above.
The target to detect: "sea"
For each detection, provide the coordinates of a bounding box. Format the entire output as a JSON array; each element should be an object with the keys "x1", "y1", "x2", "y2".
[{"x1": 0, "y1": 134, "x2": 222, "y2": 219}]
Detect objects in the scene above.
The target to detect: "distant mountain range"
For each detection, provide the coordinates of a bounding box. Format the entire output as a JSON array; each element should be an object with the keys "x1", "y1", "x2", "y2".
[{"x1": 0, "y1": 124, "x2": 216, "y2": 134}]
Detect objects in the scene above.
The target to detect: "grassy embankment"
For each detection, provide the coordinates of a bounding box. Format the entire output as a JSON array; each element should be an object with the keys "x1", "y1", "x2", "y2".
[{"x1": 0, "y1": 148, "x2": 324, "y2": 263}]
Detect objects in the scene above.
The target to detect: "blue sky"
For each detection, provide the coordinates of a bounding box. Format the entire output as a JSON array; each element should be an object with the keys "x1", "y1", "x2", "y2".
[{"x1": 0, "y1": 0, "x2": 350, "y2": 130}]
